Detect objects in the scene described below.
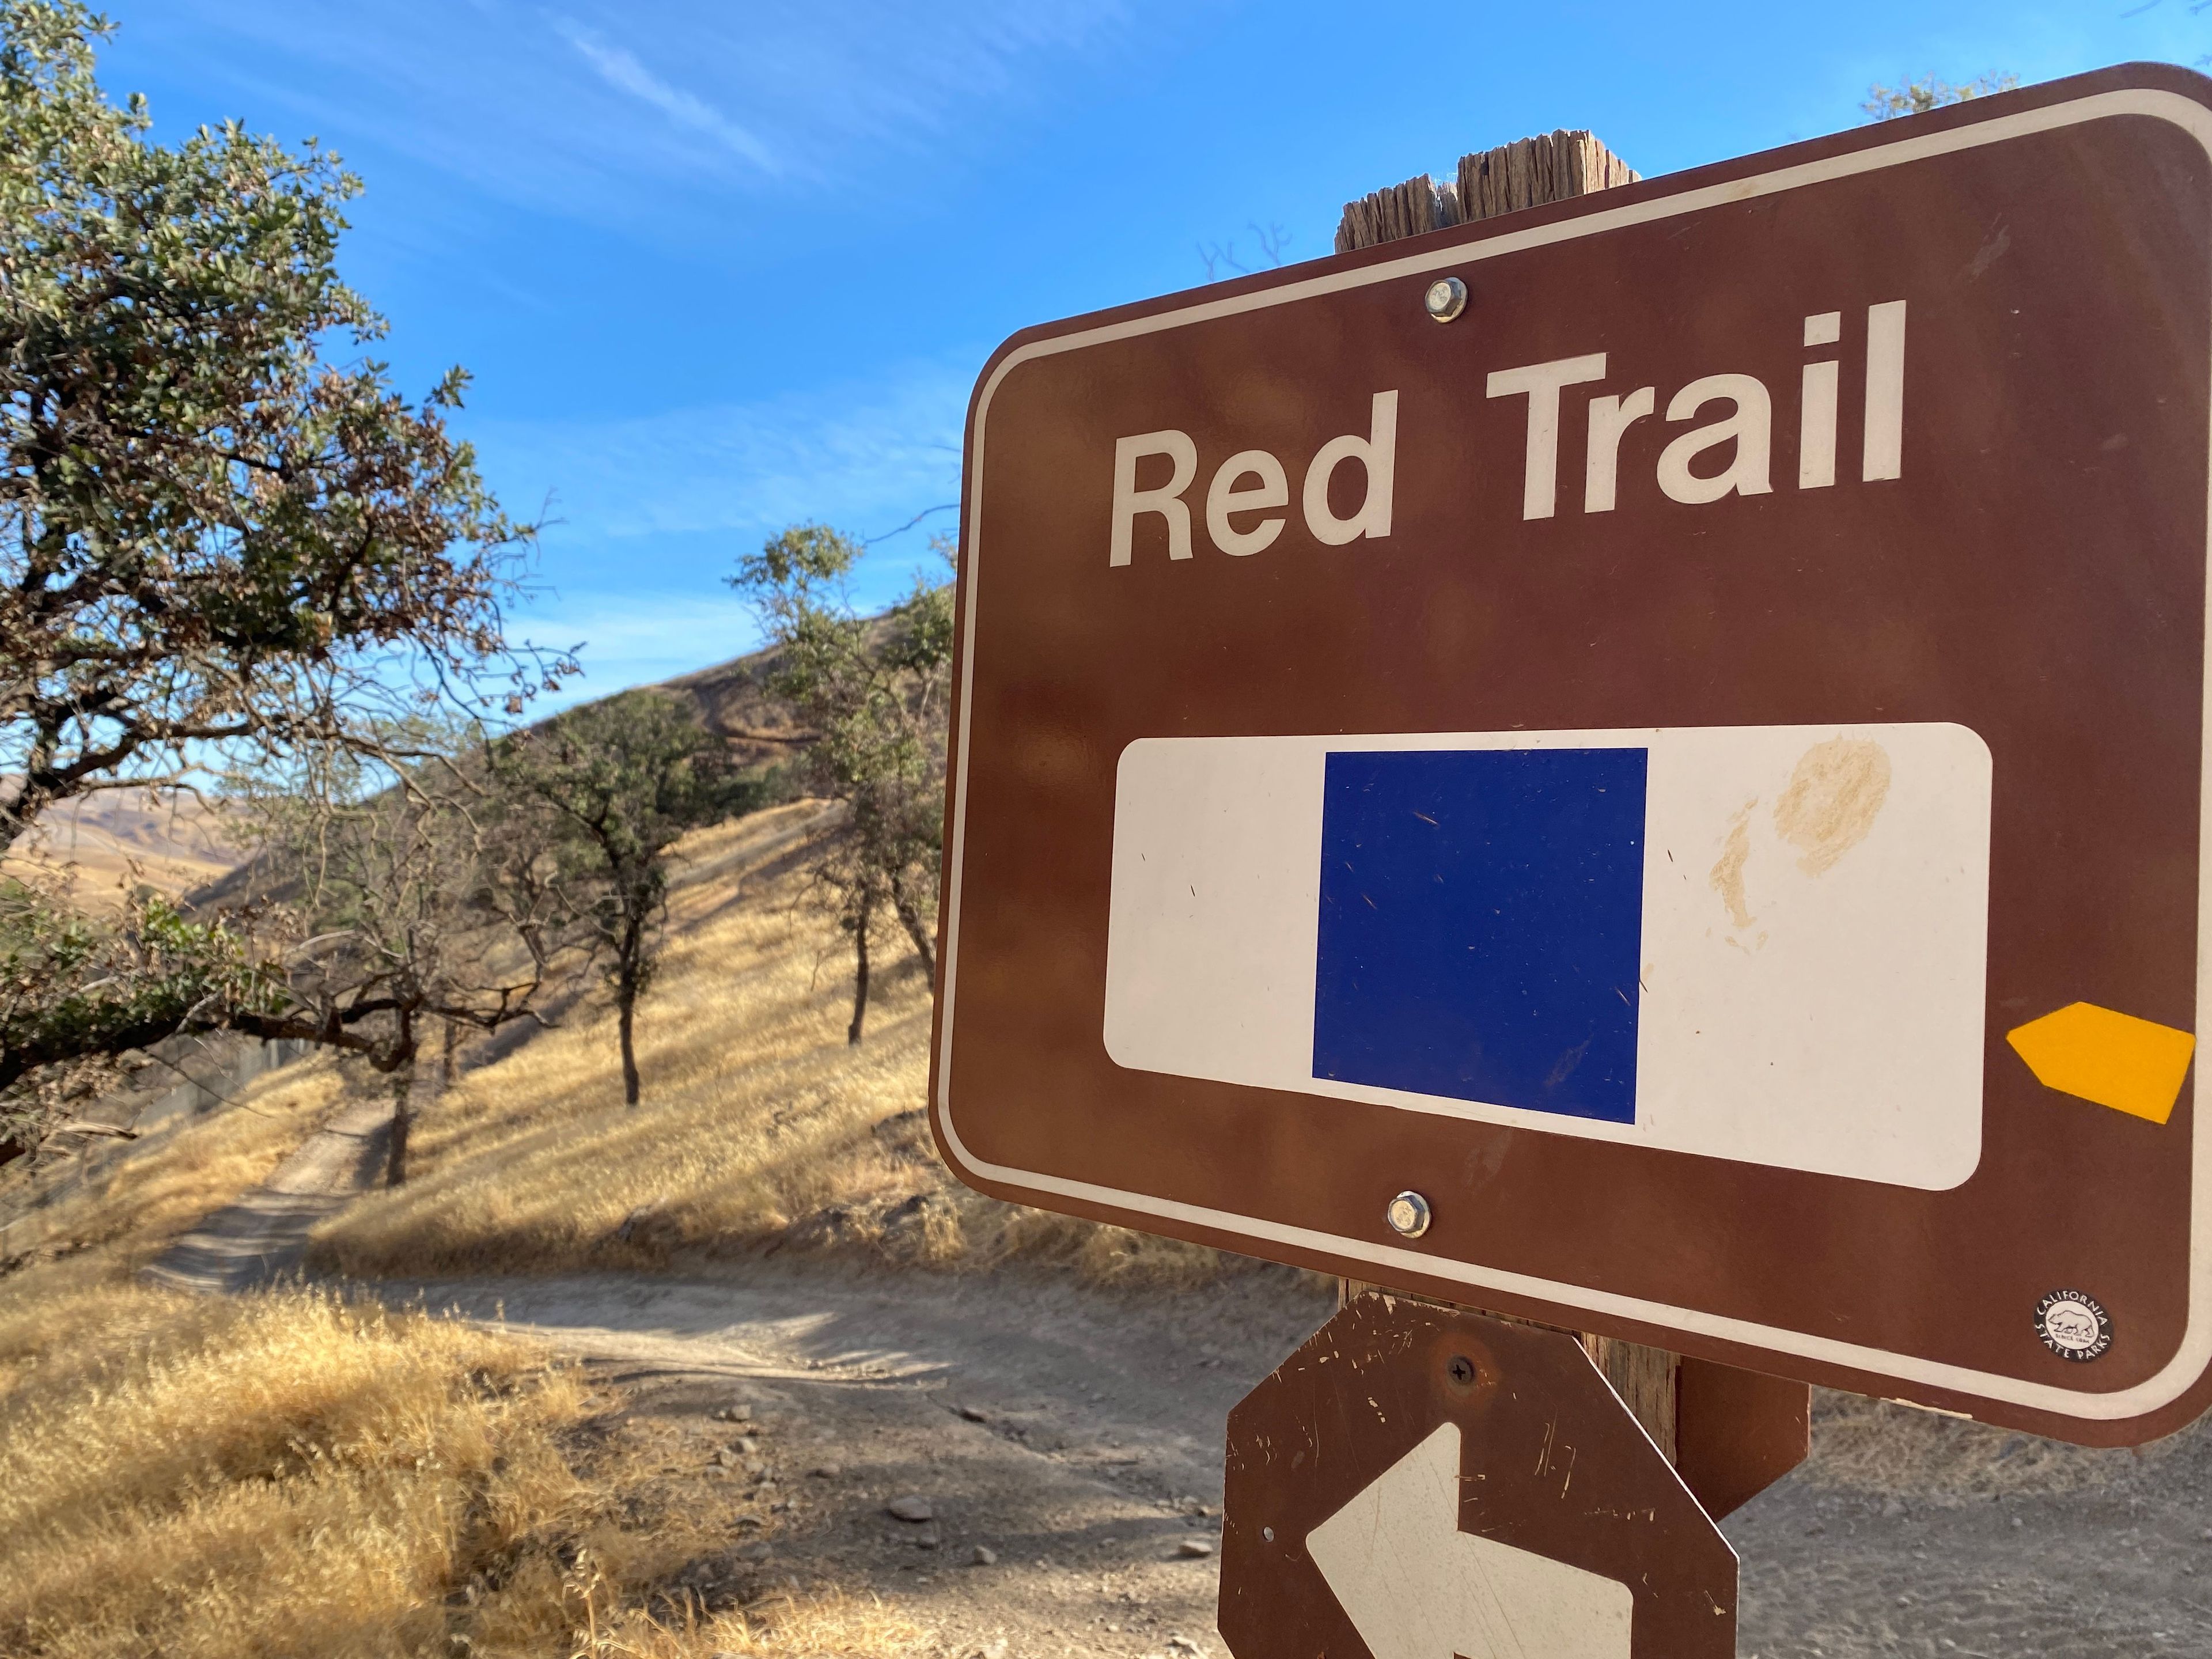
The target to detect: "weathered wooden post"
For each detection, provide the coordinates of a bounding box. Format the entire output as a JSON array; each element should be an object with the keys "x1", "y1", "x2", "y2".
[
  {"x1": 1330, "y1": 127, "x2": 1808, "y2": 1506},
  {"x1": 1333, "y1": 128, "x2": 1638, "y2": 256}
]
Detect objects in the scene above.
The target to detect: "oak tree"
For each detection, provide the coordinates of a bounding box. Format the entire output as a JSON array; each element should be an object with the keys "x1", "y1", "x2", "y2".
[
  {"x1": 1863, "y1": 74, "x2": 2018, "y2": 121},
  {"x1": 729, "y1": 525, "x2": 952, "y2": 1044},
  {"x1": 0, "y1": 2, "x2": 556, "y2": 847},
  {"x1": 0, "y1": 2, "x2": 562, "y2": 1166},
  {"x1": 240, "y1": 738, "x2": 567, "y2": 1184},
  {"x1": 490, "y1": 691, "x2": 758, "y2": 1105}
]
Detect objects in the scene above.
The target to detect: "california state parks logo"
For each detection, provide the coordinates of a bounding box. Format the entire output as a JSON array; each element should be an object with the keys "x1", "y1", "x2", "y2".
[{"x1": 2035, "y1": 1290, "x2": 2112, "y2": 1362}]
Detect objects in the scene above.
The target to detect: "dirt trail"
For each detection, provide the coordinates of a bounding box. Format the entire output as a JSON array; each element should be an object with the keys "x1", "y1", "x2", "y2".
[
  {"x1": 158, "y1": 1109, "x2": 2212, "y2": 1657},
  {"x1": 416, "y1": 1267, "x2": 1328, "y2": 1656},
  {"x1": 144, "y1": 1096, "x2": 389, "y2": 1292},
  {"x1": 414, "y1": 1272, "x2": 2212, "y2": 1659}
]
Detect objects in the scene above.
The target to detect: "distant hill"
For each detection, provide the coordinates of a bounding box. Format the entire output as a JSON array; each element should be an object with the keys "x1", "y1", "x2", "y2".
[
  {"x1": 4, "y1": 634, "x2": 816, "y2": 916},
  {"x1": 656, "y1": 638, "x2": 812, "y2": 770},
  {"x1": 182, "y1": 635, "x2": 813, "y2": 915},
  {"x1": 2, "y1": 787, "x2": 245, "y2": 907}
]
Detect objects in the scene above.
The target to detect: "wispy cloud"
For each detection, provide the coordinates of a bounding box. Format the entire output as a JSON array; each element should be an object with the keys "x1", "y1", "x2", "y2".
[
  {"x1": 129, "y1": 1, "x2": 1137, "y2": 232},
  {"x1": 506, "y1": 590, "x2": 767, "y2": 704},
  {"x1": 468, "y1": 355, "x2": 969, "y2": 547},
  {"x1": 552, "y1": 17, "x2": 781, "y2": 176},
  {"x1": 470, "y1": 353, "x2": 972, "y2": 696}
]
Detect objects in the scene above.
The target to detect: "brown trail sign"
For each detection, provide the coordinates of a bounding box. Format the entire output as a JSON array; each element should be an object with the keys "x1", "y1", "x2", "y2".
[
  {"x1": 930, "y1": 62, "x2": 2212, "y2": 1444},
  {"x1": 1218, "y1": 1294, "x2": 1737, "y2": 1659}
]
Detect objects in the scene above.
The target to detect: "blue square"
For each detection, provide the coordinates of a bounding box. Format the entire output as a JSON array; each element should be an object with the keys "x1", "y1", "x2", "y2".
[{"x1": 1312, "y1": 747, "x2": 1647, "y2": 1123}]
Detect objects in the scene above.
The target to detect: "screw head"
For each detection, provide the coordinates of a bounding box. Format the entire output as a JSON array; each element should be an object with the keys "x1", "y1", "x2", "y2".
[
  {"x1": 1422, "y1": 276, "x2": 1467, "y2": 323},
  {"x1": 1386, "y1": 1190, "x2": 1433, "y2": 1238},
  {"x1": 1446, "y1": 1354, "x2": 1476, "y2": 1385}
]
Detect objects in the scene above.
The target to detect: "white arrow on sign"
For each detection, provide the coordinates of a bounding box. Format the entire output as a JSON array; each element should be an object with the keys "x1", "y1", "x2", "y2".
[{"x1": 1305, "y1": 1421, "x2": 1635, "y2": 1659}]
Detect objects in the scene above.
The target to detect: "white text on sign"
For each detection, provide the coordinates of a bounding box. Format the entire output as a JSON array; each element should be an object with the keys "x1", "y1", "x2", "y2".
[{"x1": 1106, "y1": 300, "x2": 1905, "y2": 563}]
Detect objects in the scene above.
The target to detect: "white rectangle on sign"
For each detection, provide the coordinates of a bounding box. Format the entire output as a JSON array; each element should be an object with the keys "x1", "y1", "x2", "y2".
[{"x1": 1102, "y1": 724, "x2": 1993, "y2": 1190}]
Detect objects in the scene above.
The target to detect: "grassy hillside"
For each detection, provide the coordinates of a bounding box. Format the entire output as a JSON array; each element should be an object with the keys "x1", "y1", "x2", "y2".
[
  {"x1": 0, "y1": 780, "x2": 1221, "y2": 1658},
  {"x1": 309, "y1": 799, "x2": 1226, "y2": 1290},
  {"x1": 0, "y1": 635, "x2": 1236, "y2": 1658},
  {"x1": 0, "y1": 1017, "x2": 928, "y2": 1658}
]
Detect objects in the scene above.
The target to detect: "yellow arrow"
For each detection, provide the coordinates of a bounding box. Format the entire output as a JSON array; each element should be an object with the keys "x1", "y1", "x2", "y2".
[{"x1": 2006, "y1": 1002, "x2": 2196, "y2": 1124}]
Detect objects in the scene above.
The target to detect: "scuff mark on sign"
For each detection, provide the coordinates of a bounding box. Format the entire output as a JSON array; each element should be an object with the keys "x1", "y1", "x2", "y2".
[
  {"x1": 1707, "y1": 738, "x2": 1890, "y2": 941},
  {"x1": 1535, "y1": 1414, "x2": 1560, "y2": 1476},
  {"x1": 1709, "y1": 798, "x2": 1759, "y2": 929},
  {"x1": 1774, "y1": 737, "x2": 1891, "y2": 874}
]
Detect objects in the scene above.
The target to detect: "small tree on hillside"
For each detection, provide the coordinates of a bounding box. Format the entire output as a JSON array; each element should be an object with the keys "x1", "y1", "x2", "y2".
[
  {"x1": 246, "y1": 741, "x2": 567, "y2": 1184},
  {"x1": 729, "y1": 525, "x2": 953, "y2": 1044},
  {"x1": 490, "y1": 691, "x2": 758, "y2": 1106}
]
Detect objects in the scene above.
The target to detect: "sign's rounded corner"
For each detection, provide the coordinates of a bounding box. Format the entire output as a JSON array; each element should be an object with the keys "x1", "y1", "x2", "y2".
[
  {"x1": 2040, "y1": 1357, "x2": 2212, "y2": 1448},
  {"x1": 1099, "y1": 1020, "x2": 1143, "y2": 1075},
  {"x1": 2078, "y1": 71, "x2": 2212, "y2": 161},
  {"x1": 964, "y1": 330, "x2": 1054, "y2": 441},
  {"x1": 1111, "y1": 733, "x2": 1160, "y2": 785},
  {"x1": 1915, "y1": 1136, "x2": 1986, "y2": 1194},
  {"x1": 925, "y1": 1091, "x2": 991, "y2": 1190},
  {"x1": 2104, "y1": 58, "x2": 2212, "y2": 106},
  {"x1": 1934, "y1": 717, "x2": 1996, "y2": 777}
]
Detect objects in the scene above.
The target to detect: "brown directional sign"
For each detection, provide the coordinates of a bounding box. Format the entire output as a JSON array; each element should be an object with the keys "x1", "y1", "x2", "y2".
[
  {"x1": 930, "y1": 63, "x2": 2212, "y2": 1444},
  {"x1": 1218, "y1": 1294, "x2": 1736, "y2": 1659}
]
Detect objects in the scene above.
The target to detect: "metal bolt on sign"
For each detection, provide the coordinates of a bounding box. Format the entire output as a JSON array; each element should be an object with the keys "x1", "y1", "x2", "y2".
[
  {"x1": 1422, "y1": 275, "x2": 1467, "y2": 321},
  {"x1": 1386, "y1": 1191, "x2": 1433, "y2": 1237}
]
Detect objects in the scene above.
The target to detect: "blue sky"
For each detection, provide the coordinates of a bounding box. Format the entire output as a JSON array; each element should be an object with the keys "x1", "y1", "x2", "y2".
[{"x1": 106, "y1": 0, "x2": 2212, "y2": 702}]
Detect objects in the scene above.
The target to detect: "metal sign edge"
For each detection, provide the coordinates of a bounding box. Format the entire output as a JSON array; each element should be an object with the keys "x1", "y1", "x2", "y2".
[{"x1": 927, "y1": 65, "x2": 2212, "y2": 1435}]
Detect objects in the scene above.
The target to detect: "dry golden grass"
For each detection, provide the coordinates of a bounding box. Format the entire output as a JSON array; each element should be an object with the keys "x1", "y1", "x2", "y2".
[
  {"x1": 0, "y1": 1271, "x2": 584, "y2": 1658},
  {"x1": 1802, "y1": 1387, "x2": 2163, "y2": 1498},
  {"x1": 1, "y1": 787, "x2": 244, "y2": 909},
  {"x1": 0, "y1": 799, "x2": 1181, "y2": 1658},
  {"x1": 0, "y1": 1027, "x2": 932, "y2": 1659},
  {"x1": 556, "y1": 1588, "x2": 931, "y2": 1659},
  {"x1": 0, "y1": 1261, "x2": 926, "y2": 1659},
  {"x1": 0, "y1": 796, "x2": 1256, "y2": 1659},
  {"x1": 312, "y1": 802, "x2": 1230, "y2": 1289}
]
